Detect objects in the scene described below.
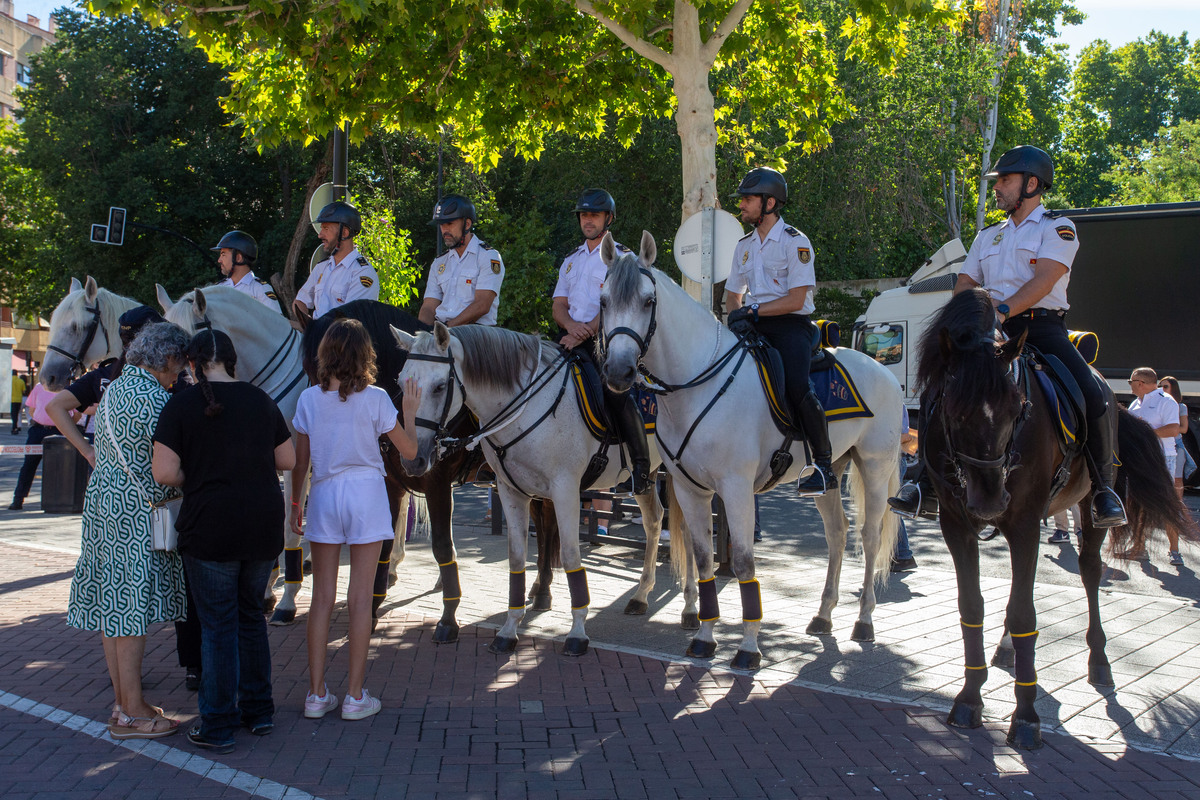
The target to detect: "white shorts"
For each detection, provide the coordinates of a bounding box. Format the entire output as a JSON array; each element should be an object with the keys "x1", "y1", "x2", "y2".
[
  {"x1": 1165, "y1": 454, "x2": 1178, "y2": 480},
  {"x1": 305, "y1": 474, "x2": 393, "y2": 545}
]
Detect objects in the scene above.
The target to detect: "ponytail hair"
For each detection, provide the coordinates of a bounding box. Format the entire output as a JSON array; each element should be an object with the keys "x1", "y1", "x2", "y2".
[{"x1": 186, "y1": 329, "x2": 238, "y2": 417}]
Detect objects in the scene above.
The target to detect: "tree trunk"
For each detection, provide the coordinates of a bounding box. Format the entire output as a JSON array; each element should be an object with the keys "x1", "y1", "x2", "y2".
[
  {"x1": 976, "y1": 0, "x2": 1014, "y2": 233},
  {"x1": 272, "y1": 137, "x2": 333, "y2": 321}
]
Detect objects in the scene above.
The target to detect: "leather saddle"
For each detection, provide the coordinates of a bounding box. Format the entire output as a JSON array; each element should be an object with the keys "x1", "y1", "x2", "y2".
[{"x1": 745, "y1": 319, "x2": 843, "y2": 436}]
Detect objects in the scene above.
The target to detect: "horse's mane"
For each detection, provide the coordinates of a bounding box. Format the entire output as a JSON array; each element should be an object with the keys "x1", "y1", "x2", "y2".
[
  {"x1": 916, "y1": 288, "x2": 1018, "y2": 417},
  {"x1": 447, "y1": 325, "x2": 558, "y2": 393},
  {"x1": 605, "y1": 245, "x2": 720, "y2": 324},
  {"x1": 50, "y1": 285, "x2": 140, "y2": 355},
  {"x1": 303, "y1": 300, "x2": 429, "y2": 400}
]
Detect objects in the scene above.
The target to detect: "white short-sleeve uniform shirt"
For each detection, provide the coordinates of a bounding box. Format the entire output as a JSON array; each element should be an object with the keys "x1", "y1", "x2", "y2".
[
  {"x1": 295, "y1": 248, "x2": 380, "y2": 319},
  {"x1": 425, "y1": 236, "x2": 504, "y2": 326},
  {"x1": 961, "y1": 204, "x2": 1078, "y2": 310},
  {"x1": 553, "y1": 240, "x2": 628, "y2": 322},
  {"x1": 726, "y1": 217, "x2": 816, "y2": 316},
  {"x1": 219, "y1": 271, "x2": 281, "y2": 312}
]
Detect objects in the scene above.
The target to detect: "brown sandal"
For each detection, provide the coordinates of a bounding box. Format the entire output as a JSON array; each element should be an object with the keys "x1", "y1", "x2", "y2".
[{"x1": 108, "y1": 711, "x2": 179, "y2": 740}]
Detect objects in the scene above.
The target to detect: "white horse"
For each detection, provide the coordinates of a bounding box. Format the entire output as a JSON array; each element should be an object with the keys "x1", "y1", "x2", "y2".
[
  {"x1": 158, "y1": 285, "x2": 315, "y2": 624},
  {"x1": 598, "y1": 232, "x2": 904, "y2": 669},
  {"x1": 41, "y1": 277, "x2": 141, "y2": 390},
  {"x1": 392, "y1": 322, "x2": 688, "y2": 656}
]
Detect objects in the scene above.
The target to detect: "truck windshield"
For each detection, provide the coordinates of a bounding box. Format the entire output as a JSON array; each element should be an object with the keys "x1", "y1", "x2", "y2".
[{"x1": 861, "y1": 325, "x2": 904, "y2": 366}]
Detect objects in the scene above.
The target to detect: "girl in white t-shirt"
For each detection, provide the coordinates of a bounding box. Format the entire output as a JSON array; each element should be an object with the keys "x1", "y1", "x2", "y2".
[{"x1": 291, "y1": 319, "x2": 421, "y2": 721}]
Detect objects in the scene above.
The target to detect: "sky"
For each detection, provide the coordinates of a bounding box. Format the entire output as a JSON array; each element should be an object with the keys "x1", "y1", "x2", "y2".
[{"x1": 9, "y1": 0, "x2": 1200, "y2": 56}]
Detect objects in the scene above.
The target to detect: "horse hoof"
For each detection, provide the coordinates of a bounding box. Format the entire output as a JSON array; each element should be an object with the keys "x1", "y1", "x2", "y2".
[
  {"x1": 851, "y1": 622, "x2": 875, "y2": 642},
  {"x1": 680, "y1": 612, "x2": 700, "y2": 631},
  {"x1": 262, "y1": 596, "x2": 277, "y2": 614},
  {"x1": 432, "y1": 621, "x2": 460, "y2": 644},
  {"x1": 806, "y1": 616, "x2": 833, "y2": 636},
  {"x1": 1088, "y1": 663, "x2": 1115, "y2": 687},
  {"x1": 624, "y1": 599, "x2": 648, "y2": 616},
  {"x1": 730, "y1": 650, "x2": 761, "y2": 670},
  {"x1": 268, "y1": 608, "x2": 296, "y2": 626},
  {"x1": 686, "y1": 638, "x2": 717, "y2": 659},
  {"x1": 562, "y1": 637, "x2": 589, "y2": 657},
  {"x1": 946, "y1": 701, "x2": 984, "y2": 729},
  {"x1": 1006, "y1": 719, "x2": 1043, "y2": 750},
  {"x1": 488, "y1": 635, "x2": 518, "y2": 654},
  {"x1": 529, "y1": 594, "x2": 552, "y2": 612},
  {"x1": 991, "y1": 647, "x2": 1016, "y2": 668}
]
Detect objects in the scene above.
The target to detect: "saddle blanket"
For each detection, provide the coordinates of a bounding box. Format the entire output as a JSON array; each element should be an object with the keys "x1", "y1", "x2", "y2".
[
  {"x1": 1031, "y1": 360, "x2": 1081, "y2": 448},
  {"x1": 571, "y1": 361, "x2": 657, "y2": 441},
  {"x1": 814, "y1": 361, "x2": 873, "y2": 422}
]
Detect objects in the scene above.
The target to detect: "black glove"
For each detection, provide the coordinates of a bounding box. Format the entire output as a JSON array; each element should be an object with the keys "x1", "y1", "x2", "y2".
[{"x1": 727, "y1": 305, "x2": 757, "y2": 335}]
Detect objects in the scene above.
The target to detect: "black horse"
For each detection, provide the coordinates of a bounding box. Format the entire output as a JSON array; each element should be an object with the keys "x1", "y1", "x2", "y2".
[
  {"x1": 300, "y1": 300, "x2": 561, "y2": 640},
  {"x1": 918, "y1": 288, "x2": 1195, "y2": 749}
]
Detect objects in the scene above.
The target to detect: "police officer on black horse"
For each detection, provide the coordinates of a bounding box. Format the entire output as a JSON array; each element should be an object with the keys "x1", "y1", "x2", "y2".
[
  {"x1": 553, "y1": 188, "x2": 651, "y2": 495},
  {"x1": 724, "y1": 167, "x2": 836, "y2": 496},
  {"x1": 889, "y1": 145, "x2": 1126, "y2": 527}
]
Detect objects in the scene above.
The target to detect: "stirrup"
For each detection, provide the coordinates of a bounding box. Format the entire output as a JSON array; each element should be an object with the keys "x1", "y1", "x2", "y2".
[
  {"x1": 887, "y1": 482, "x2": 938, "y2": 520},
  {"x1": 1090, "y1": 486, "x2": 1127, "y2": 528},
  {"x1": 796, "y1": 464, "x2": 834, "y2": 497}
]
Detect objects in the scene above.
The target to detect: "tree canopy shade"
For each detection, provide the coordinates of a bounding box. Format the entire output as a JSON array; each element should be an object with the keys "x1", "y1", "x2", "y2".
[{"x1": 1105, "y1": 120, "x2": 1200, "y2": 205}]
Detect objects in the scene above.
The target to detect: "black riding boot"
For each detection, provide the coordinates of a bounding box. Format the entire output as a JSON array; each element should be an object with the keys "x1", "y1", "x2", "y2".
[
  {"x1": 611, "y1": 393, "x2": 652, "y2": 495},
  {"x1": 1086, "y1": 410, "x2": 1127, "y2": 528},
  {"x1": 888, "y1": 465, "x2": 939, "y2": 519},
  {"x1": 796, "y1": 391, "x2": 836, "y2": 496}
]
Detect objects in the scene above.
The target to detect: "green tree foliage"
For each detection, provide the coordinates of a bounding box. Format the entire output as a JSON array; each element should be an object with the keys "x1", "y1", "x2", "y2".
[
  {"x1": 1105, "y1": 120, "x2": 1200, "y2": 204},
  {"x1": 0, "y1": 122, "x2": 63, "y2": 315},
  {"x1": 1057, "y1": 33, "x2": 1200, "y2": 207},
  {"x1": 15, "y1": 10, "x2": 317, "y2": 309}
]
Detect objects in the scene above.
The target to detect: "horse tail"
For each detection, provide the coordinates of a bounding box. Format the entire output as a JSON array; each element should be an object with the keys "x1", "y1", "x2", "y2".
[
  {"x1": 406, "y1": 493, "x2": 430, "y2": 542},
  {"x1": 532, "y1": 499, "x2": 562, "y2": 570},
  {"x1": 1111, "y1": 407, "x2": 1198, "y2": 557},
  {"x1": 846, "y1": 456, "x2": 899, "y2": 583},
  {"x1": 667, "y1": 476, "x2": 688, "y2": 588}
]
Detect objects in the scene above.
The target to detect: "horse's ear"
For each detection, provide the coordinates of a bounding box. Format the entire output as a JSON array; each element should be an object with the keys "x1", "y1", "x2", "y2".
[
  {"x1": 155, "y1": 283, "x2": 174, "y2": 312},
  {"x1": 84, "y1": 276, "x2": 98, "y2": 302},
  {"x1": 69, "y1": 277, "x2": 82, "y2": 293},
  {"x1": 600, "y1": 232, "x2": 616, "y2": 268},
  {"x1": 390, "y1": 324, "x2": 415, "y2": 352},
  {"x1": 639, "y1": 230, "x2": 656, "y2": 268},
  {"x1": 433, "y1": 321, "x2": 451, "y2": 350},
  {"x1": 939, "y1": 327, "x2": 955, "y2": 363},
  {"x1": 998, "y1": 329, "x2": 1027, "y2": 365},
  {"x1": 193, "y1": 288, "x2": 207, "y2": 318}
]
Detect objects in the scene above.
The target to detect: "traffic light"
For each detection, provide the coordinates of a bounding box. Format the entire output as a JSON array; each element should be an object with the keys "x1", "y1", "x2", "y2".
[
  {"x1": 90, "y1": 224, "x2": 108, "y2": 243},
  {"x1": 106, "y1": 207, "x2": 126, "y2": 246}
]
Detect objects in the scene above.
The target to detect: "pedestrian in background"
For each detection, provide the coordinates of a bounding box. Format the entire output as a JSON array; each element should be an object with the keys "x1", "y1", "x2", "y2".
[
  {"x1": 10, "y1": 369, "x2": 25, "y2": 434},
  {"x1": 1128, "y1": 367, "x2": 1183, "y2": 566},
  {"x1": 291, "y1": 319, "x2": 422, "y2": 721},
  {"x1": 9, "y1": 378, "x2": 79, "y2": 510},
  {"x1": 153, "y1": 330, "x2": 295, "y2": 753}
]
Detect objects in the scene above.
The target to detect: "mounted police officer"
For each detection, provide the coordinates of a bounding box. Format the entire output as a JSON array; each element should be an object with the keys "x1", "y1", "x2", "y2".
[
  {"x1": 553, "y1": 188, "x2": 651, "y2": 495},
  {"x1": 211, "y1": 230, "x2": 281, "y2": 312},
  {"x1": 725, "y1": 167, "x2": 836, "y2": 497},
  {"x1": 418, "y1": 195, "x2": 504, "y2": 327},
  {"x1": 889, "y1": 145, "x2": 1126, "y2": 527},
  {"x1": 292, "y1": 201, "x2": 379, "y2": 320}
]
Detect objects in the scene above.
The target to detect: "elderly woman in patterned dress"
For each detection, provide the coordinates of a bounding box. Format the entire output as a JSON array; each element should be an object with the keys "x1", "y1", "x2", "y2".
[{"x1": 67, "y1": 322, "x2": 191, "y2": 739}]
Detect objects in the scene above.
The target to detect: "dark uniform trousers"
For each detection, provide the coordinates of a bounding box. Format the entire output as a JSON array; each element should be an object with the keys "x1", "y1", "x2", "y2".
[
  {"x1": 753, "y1": 314, "x2": 817, "y2": 415},
  {"x1": 1003, "y1": 314, "x2": 1106, "y2": 420},
  {"x1": 567, "y1": 340, "x2": 649, "y2": 462}
]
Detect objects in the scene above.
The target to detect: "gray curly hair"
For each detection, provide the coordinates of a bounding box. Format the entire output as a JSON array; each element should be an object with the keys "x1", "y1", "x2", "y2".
[{"x1": 125, "y1": 322, "x2": 190, "y2": 372}]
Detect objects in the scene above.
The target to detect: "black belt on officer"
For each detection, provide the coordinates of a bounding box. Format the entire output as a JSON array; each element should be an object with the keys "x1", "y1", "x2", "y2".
[{"x1": 1010, "y1": 307, "x2": 1066, "y2": 320}]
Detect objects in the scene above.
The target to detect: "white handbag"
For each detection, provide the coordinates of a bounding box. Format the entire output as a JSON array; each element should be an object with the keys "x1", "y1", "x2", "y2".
[{"x1": 101, "y1": 404, "x2": 182, "y2": 552}]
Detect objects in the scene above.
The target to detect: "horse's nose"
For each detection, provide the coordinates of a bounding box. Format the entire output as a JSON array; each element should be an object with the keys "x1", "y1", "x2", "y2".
[
  {"x1": 404, "y1": 455, "x2": 428, "y2": 476},
  {"x1": 605, "y1": 362, "x2": 637, "y2": 391},
  {"x1": 967, "y1": 489, "x2": 1011, "y2": 521}
]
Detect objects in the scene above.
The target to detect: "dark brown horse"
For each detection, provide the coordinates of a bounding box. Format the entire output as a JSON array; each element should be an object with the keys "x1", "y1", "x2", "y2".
[
  {"x1": 301, "y1": 301, "x2": 560, "y2": 639},
  {"x1": 918, "y1": 288, "x2": 1196, "y2": 749}
]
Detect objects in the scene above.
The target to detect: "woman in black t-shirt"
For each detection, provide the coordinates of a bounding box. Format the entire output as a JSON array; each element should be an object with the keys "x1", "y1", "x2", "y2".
[{"x1": 152, "y1": 330, "x2": 296, "y2": 754}]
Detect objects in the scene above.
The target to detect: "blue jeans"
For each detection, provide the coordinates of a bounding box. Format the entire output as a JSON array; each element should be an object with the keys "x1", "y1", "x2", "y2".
[
  {"x1": 183, "y1": 556, "x2": 276, "y2": 742},
  {"x1": 895, "y1": 454, "x2": 913, "y2": 560}
]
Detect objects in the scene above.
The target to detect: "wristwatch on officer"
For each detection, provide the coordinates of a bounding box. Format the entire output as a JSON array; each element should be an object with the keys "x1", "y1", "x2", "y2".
[
  {"x1": 750, "y1": 303, "x2": 760, "y2": 321},
  {"x1": 997, "y1": 303, "x2": 1010, "y2": 322}
]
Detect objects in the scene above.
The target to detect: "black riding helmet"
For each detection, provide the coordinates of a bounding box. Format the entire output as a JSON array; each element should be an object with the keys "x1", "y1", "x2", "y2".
[
  {"x1": 429, "y1": 194, "x2": 477, "y2": 226},
  {"x1": 985, "y1": 145, "x2": 1054, "y2": 197},
  {"x1": 731, "y1": 166, "x2": 787, "y2": 219},
  {"x1": 573, "y1": 188, "x2": 616, "y2": 216},
  {"x1": 315, "y1": 201, "x2": 362, "y2": 237},
  {"x1": 210, "y1": 230, "x2": 257, "y2": 265},
  {"x1": 118, "y1": 306, "x2": 164, "y2": 348}
]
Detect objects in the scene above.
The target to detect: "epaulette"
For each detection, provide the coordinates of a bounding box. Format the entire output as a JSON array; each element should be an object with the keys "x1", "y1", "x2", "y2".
[
  {"x1": 356, "y1": 255, "x2": 370, "y2": 267},
  {"x1": 475, "y1": 238, "x2": 489, "y2": 249},
  {"x1": 738, "y1": 230, "x2": 755, "y2": 242},
  {"x1": 255, "y1": 278, "x2": 270, "y2": 286},
  {"x1": 783, "y1": 225, "x2": 803, "y2": 237},
  {"x1": 615, "y1": 243, "x2": 632, "y2": 253},
  {"x1": 1043, "y1": 209, "x2": 1063, "y2": 219}
]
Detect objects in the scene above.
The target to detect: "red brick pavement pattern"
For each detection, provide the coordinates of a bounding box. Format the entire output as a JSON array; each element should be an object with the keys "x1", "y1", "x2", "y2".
[{"x1": 4, "y1": 542, "x2": 1200, "y2": 800}]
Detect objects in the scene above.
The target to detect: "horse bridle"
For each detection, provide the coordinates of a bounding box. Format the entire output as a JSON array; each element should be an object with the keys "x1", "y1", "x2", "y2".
[
  {"x1": 190, "y1": 303, "x2": 306, "y2": 405},
  {"x1": 403, "y1": 351, "x2": 464, "y2": 439},
  {"x1": 599, "y1": 266, "x2": 658, "y2": 362},
  {"x1": 47, "y1": 300, "x2": 108, "y2": 377},
  {"x1": 938, "y1": 356, "x2": 1032, "y2": 492}
]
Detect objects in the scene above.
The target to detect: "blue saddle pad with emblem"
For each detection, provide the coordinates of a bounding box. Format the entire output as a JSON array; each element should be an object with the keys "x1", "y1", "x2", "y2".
[
  {"x1": 813, "y1": 360, "x2": 874, "y2": 422},
  {"x1": 1030, "y1": 357, "x2": 1083, "y2": 450}
]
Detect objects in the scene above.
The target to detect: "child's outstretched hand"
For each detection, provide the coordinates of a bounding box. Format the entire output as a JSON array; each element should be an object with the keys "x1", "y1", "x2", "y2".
[{"x1": 402, "y1": 377, "x2": 423, "y2": 419}]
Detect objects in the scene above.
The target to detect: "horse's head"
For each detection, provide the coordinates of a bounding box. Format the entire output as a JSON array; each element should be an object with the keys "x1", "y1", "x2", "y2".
[
  {"x1": 392, "y1": 322, "x2": 463, "y2": 476},
  {"x1": 921, "y1": 289, "x2": 1028, "y2": 520},
  {"x1": 598, "y1": 230, "x2": 657, "y2": 393},
  {"x1": 42, "y1": 276, "x2": 111, "y2": 390},
  {"x1": 158, "y1": 283, "x2": 207, "y2": 334}
]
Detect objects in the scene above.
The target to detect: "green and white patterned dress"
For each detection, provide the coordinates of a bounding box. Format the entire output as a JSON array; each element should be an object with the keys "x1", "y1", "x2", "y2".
[{"x1": 67, "y1": 365, "x2": 186, "y2": 637}]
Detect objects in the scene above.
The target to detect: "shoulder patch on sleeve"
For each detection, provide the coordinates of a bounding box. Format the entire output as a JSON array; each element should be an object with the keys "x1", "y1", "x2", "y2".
[
  {"x1": 783, "y1": 226, "x2": 802, "y2": 237},
  {"x1": 359, "y1": 276, "x2": 375, "y2": 288},
  {"x1": 1055, "y1": 225, "x2": 1076, "y2": 242},
  {"x1": 797, "y1": 246, "x2": 811, "y2": 264},
  {"x1": 490, "y1": 259, "x2": 501, "y2": 275}
]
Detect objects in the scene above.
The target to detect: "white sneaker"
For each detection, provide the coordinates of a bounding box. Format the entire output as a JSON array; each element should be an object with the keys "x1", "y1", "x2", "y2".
[
  {"x1": 304, "y1": 687, "x2": 338, "y2": 719},
  {"x1": 341, "y1": 688, "x2": 381, "y2": 720},
  {"x1": 631, "y1": 515, "x2": 644, "y2": 525},
  {"x1": 659, "y1": 528, "x2": 671, "y2": 544}
]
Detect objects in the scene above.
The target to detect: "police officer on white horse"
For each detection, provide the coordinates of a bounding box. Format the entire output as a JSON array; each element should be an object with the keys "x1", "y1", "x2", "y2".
[
  {"x1": 418, "y1": 195, "x2": 504, "y2": 327},
  {"x1": 890, "y1": 145, "x2": 1126, "y2": 527},
  {"x1": 553, "y1": 188, "x2": 651, "y2": 494},
  {"x1": 725, "y1": 167, "x2": 836, "y2": 496},
  {"x1": 211, "y1": 231, "x2": 281, "y2": 312},
  {"x1": 292, "y1": 201, "x2": 380, "y2": 320}
]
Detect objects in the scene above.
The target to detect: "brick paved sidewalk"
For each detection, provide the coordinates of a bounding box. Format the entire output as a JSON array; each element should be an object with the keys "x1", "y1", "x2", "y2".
[{"x1": 4, "y1": 542, "x2": 1200, "y2": 799}]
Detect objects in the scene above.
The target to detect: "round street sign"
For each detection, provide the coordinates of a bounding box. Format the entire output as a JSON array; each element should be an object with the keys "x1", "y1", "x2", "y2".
[
  {"x1": 672, "y1": 208, "x2": 743, "y2": 284},
  {"x1": 309, "y1": 182, "x2": 334, "y2": 234}
]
